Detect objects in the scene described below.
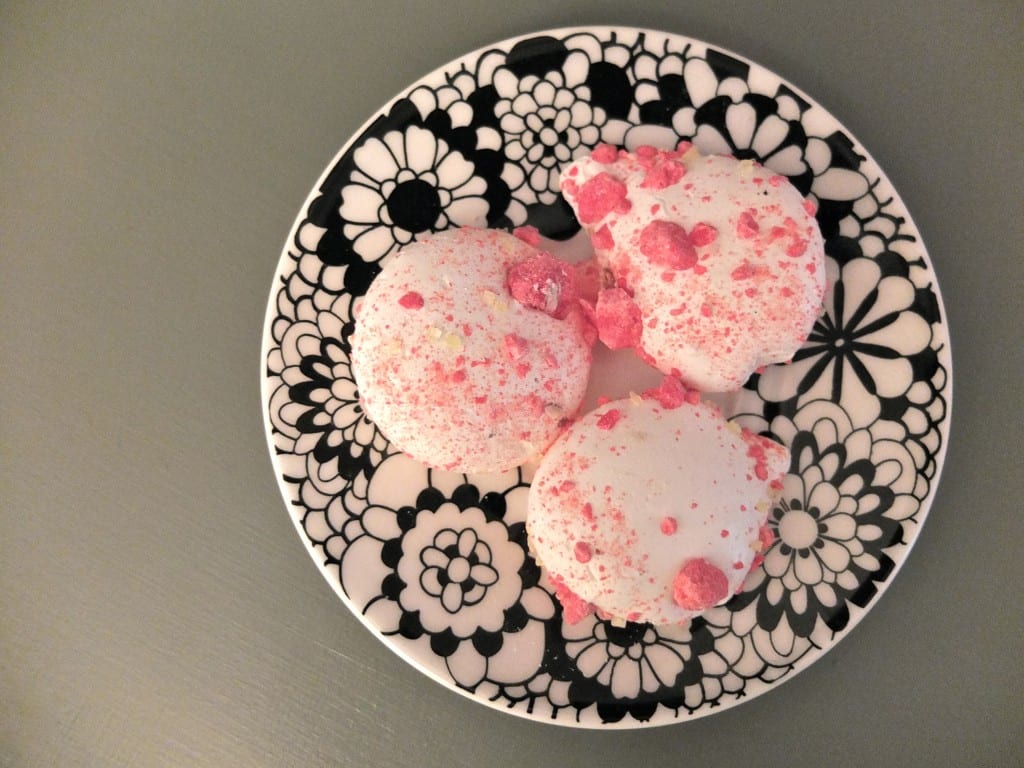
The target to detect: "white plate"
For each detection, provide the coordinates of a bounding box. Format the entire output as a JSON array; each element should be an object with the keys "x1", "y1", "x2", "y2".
[{"x1": 261, "y1": 26, "x2": 951, "y2": 728}]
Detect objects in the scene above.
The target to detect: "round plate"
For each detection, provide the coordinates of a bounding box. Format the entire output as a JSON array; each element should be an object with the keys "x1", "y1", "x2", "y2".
[{"x1": 261, "y1": 26, "x2": 951, "y2": 728}]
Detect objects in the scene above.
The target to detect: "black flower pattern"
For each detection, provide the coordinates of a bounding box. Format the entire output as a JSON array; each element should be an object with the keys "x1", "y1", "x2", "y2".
[
  {"x1": 418, "y1": 527, "x2": 500, "y2": 613},
  {"x1": 263, "y1": 28, "x2": 952, "y2": 727},
  {"x1": 493, "y1": 59, "x2": 609, "y2": 207},
  {"x1": 727, "y1": 401, "x2": 917, "y2": 641},
  {"x1": 338, "y1": 454, "x2": 555, "y2": 690},
  {"x1": 564, "y1": 618, "x2": 690, "y2": 701},
  {"x1": 758, "y1": 254, "x2": 935, "y2": 427},
  {"x1": 338, "y1": 125, "x2": 491, "y2": 263},
  {"x1": 266, "y1": 291, "x2": 387, "y2": 499},
  {"x1": 692, "y1": 100, "x2": 809, "y2": 178}
]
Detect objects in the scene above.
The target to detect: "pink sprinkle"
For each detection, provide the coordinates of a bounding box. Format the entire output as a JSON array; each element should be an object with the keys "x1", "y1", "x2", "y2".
[
  {"x1": 733, "y1": 561, "x2": 745, "y2": 570},
  {"x1": 590, "y1": 143, "x2": 619, "y2": 163},
  {"x1": 660, "y1": 516, "x2": 678, "y2": 535},
  {"x1": 768, "y1": 175, "x2": 785, "y2": 187},
  {"x1": 549, "y1": 575, "x2": 594, "y2": 624},
  {"x1": 507, "y1": 252, "x2": 579, "y2": 320},
  {"x1": 576, "y1": 172, "x2": 630, "y2": 224},
  {"x1": 720, "y1": 529, "x2": 729, "y2": 538},
  {"x1": 672, "y1": 558, "x2": 729, "y2": 610},
  {"x1": 518, "y1": 397, "x2": 541, "y2": 419},
  {"x1": 803, "y1": 198, "x2": 817, "y2": 216},
  {"x1": 592, "y1": 287, "x2": 642, "y2": 350},
  {"x1": 786, "y1": 238, "x2": 809, "y2": 257},
  {"x1": 642, "y1": 375, "x2": 690, "y2": 409},
  {"x1": 512, "y1": 225, "x2": 541, "y2": 246},
  {"x1": 592, "y1": 223, "x2": 615, "y2": 251},
  {"x1": 503, "y1": 333, "x2": 529, "y2": 361},
  {"x1": 638, "y1": 220, "x2": 697, "y2": 270},
  {"x1": 581, "y1": 502, "x2": 594, "y2": 521},
  {"x1": 729, "y1": 262, "x2": 761, "y2": 282},
  {"x1": 452, "y1": 369, "x2": 466, "y2": 383},
  {"x1": 398, "y1": 291, "x2": 424, "y2": 309},
  {"x1": 742, "y1": 430, "x2": 779, "y2": 481},
  {"x1": 573, "y1": 261, "x2": 601, "y2": 305},
  {"x1": 640, "y1": 156, "x2": 686, "y2": 190},
  {"x1": 596, "y1": 409, "x2": 622, "y2": 430},
  {"x1": 689, "y1": 222, "x2": 719, "y2": 247},
  {"x1": 574, "y1": 541, "x2": 592, "y2": 563},
  {"x1": 736, "y1": 211, "x2": 760, "y2": 239}
]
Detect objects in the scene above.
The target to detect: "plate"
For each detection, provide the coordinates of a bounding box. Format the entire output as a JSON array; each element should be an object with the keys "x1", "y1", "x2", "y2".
[{"x1": 261, "y1": 26, "x2": 951, "y2": 728}]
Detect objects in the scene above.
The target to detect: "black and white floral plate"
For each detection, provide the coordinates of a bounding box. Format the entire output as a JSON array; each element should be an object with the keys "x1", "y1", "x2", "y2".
[{"x1": 262, "y1": 27, "x2": 951, "y2": 728}]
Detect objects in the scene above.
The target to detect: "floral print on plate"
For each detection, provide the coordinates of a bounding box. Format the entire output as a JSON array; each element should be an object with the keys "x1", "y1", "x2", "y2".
[{"x1": 263, "y1": 27, "x2": 951, "y2": 728}]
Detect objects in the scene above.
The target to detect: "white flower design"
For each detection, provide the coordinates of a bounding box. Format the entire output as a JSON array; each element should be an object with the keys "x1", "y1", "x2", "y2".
[
  {"x1": 417, "y1": 527, "x2": 499, "y2": 612},
  {"x1": 339, "y1": 125, "x2": 489, "y2": 262},
  {"x1": 267, "y1": 291, "x2": 388, "y2": 502},
  {"x1": 493, "y1": 54, "x2": 611, "y2": 206},
  {"x1": 734, "y1": 400, "x2": 919, "y2": 639},
  {"x1": 563, "y1": 618, "x2": 691, "y2": 700},
  {"x1": 338, "y1": 454, "x2": 553, "y2": 690},
  {"x1": 758, "y1": 256, "x2": 933, "y2": 426},
  {"x1": 397, "y1": 504, "x2": 522, "y2": 635},
  {"x1": 633, "y1": 51, "x2": 714, "y2": 126},
  {"x1": 691, "y1": 101, "x2": 807, "y2": 177}
]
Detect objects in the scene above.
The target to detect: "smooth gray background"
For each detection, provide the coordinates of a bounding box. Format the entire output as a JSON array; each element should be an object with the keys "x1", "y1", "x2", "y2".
[{"x1": 3, "y1": 2, "x2": 1022, "y2": 766}]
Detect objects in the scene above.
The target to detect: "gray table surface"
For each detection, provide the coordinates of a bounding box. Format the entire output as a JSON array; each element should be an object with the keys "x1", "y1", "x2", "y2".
[{"x1": 3, "y1": 2, "x2": 1022, "y2": 766}]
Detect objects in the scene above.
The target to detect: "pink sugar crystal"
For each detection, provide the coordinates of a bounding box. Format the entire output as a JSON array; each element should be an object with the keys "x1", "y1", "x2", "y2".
[
  {"x1": 506, "y1": 252, "x2": 579, "y2": 320},
  {"x1": 672, "y1": 558, "x2": 729, "y2": 610}
]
